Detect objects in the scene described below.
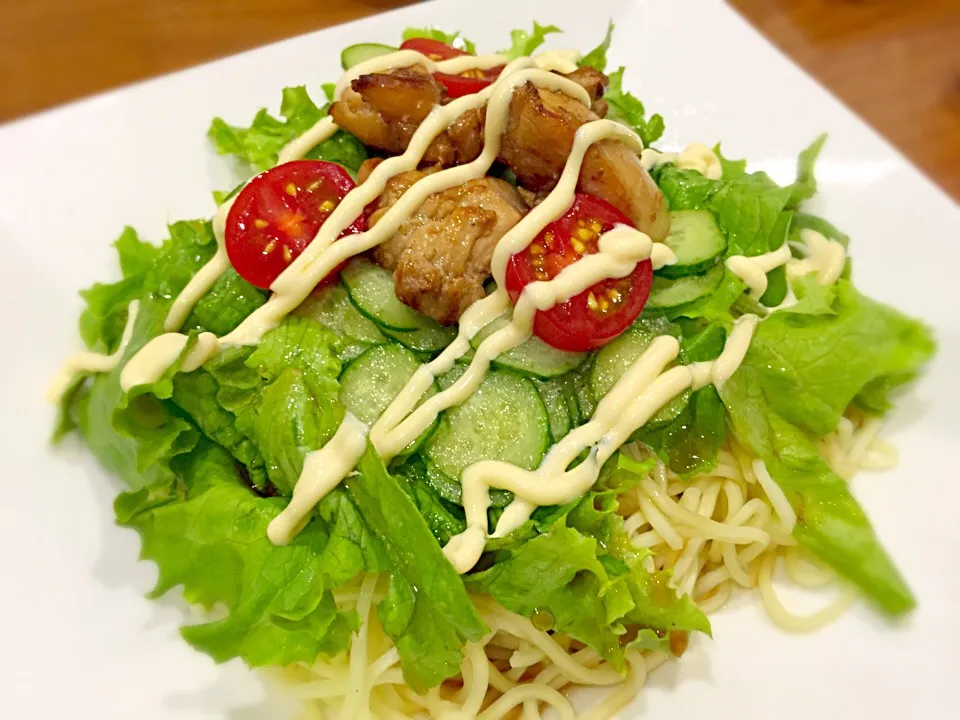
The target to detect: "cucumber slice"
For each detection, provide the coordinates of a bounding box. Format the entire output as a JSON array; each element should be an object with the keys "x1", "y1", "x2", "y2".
[
  {"x1": 646, "y1": 263, "x2": 726, "y2": 311},
  {"x1": 382, "y1": 324, "x2": 457, "y2": 355},
  {"x1": 425, "y1": 370, "x2": 550, "y2": 491},
  {"x1": 644, "y1": 389, "x2": 690, "y2": 431},
  {"x1": 340, "y1": 43, "x2": 397, "y2": 70},
  {"x1": 424, "y1": 459, "x2": 513, "y2": 508},
  {"x1": 555, "y1": 373, "x2": 584, "y2": 426},
  {"x1": 436, "y1": 362, "x2": 466, "y2": 391},
  {"x1": 571, "y1": 365, "x2": 597, "y2": 422},
  {"x1": 590, "y1": 323, "x2": 657, "y2": 401},
  {"x1": 589, "y1": 320, "x2": 690, "y2": 432},
  {"x1": 657, "y1": 210, "x2": 727, "y2": 278},
  {"x1": 338, "y1": 344, "x2": 437, "y2": 454},
  {"x1": 295, "y1": 282, "x2": 386, "y2": 360},
  {"x1": 470, "y1": 315, "x2": 587, "y2": 379},
  {"x1": 342, "y1": 258, "x2": 444, "y2": 333},
  {"x1": 533, "y1": 378, "x2": 572, "y2": 442}
]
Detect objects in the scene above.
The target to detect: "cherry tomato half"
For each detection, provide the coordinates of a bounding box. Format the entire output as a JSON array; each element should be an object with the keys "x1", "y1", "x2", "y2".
[
  {"x1": 399, "y1": 38, "x2": 503, "y2": 98},
  {"x1": 434, "y1": 66, "x2": 505, "y2": 98},
  {"x1": 504, "y1": 194, "x2": 654, "y2": 352},
  {"x1": 399, "y1": 38, "x2": 469, "y2": 61},
  {"x1": 225, "y1": 160, "x2": 365, "y2": 290}
]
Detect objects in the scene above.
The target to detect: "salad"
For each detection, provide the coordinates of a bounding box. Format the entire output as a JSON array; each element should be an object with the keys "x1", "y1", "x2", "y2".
[{"x1": 51, "y1": 21, "x2": 935, "y2": 720}]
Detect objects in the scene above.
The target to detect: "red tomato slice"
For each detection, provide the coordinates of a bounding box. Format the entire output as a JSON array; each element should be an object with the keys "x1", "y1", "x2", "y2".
[
  {"x1": 504, "y1": 194, "x2": 654, "y2": 352},
  {"x1": 434, "y1": 66, "x2": 505, "y2": 98},
  {"x1": 398, "y1": 38, "x2": 502, "y2": 97},
  {"x1": 225, "y1": 160, "x2": 365, "y2": 290},
  {"x1": 399, "y1": 38, "x2": 469, "y2": 60}
]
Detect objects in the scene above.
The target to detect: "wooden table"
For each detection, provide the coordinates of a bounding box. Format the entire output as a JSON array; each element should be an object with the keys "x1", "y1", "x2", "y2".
[{"x1": 2, "y1": 0, "x2": 958, "y2": 199}]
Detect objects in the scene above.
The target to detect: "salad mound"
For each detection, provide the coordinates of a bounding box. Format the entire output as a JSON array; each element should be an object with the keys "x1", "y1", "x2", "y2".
[{"x1": 54, "y1": 20, "x2": 934, "y2": 720}]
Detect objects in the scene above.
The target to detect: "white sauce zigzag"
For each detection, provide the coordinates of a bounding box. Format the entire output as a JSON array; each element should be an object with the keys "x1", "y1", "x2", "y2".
[{"x1": 52, "y1": 48, "x2": 824, "y2": 569}]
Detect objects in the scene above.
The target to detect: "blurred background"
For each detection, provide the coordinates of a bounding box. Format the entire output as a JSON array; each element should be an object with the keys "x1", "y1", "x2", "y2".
[{"x1": 1, "y1": 0, "x2": 956, "y2": 199}]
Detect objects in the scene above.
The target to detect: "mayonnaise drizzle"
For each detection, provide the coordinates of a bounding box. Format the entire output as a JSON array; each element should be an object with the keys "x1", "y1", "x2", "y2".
[
  {"x1": 63, "y1": 47, "x2": 764, "y2": 566},
  {"x1": 725, "y1": 242, "x2": 793, "y2": 297},
  {"x1": 163, "y1": 195, "x2": 239, "y2": 333},
  {"x1": 788, "y1": 228, "x2": 846, "y2": 286},
  {"x1": 367, "y1": 119, "x2": 671, "y2": 461},
  {"x1": 726, "y1": 226, "x2": 847, "y2": 302},
  {"x1": 640, "y1": 142, "x2": 723, "y2": 180},
  {"x1": 442, "y1": 315, "x2": 760, "y2": 573},
  {"x1": 688, "y1": 314, "x2": 760, "y2": 390},
  {"x1": 268, "y1": 413, "x2": 369, "y2": 545},
  {"x1": 333, "y1": 48, "x2": 582, "y2": 100},
  {"x1": 277, "y1": 116, "x2": 339, "y2": 165},
  {"x1": 372, "y1": 224, "x2": 659, "y2": 459},
  {"x1": 47, "y1": 300, "x2": 140, "y2": 403},
  {"x1": 222, "y1": 59, "x2": 590, "y2": 346},
  {"x1": 119, "y1": 331, "x2": 220, "y2": 392},
  {"x1": 164, "y1": 251, "x2": 231, "y2": 332}
]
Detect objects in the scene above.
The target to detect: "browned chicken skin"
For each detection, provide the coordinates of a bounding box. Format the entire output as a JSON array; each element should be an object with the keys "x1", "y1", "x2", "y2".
[
  {"x1": 330, "y1": 68, "x2": 668, "y2": 241},
  {"x1": 330, "y1": 66, "x2": 669, "y2": 323},
  {"x1": 365, "y1": 166, "x2": 527, "y2": 325},
  {"x1": 500, "y1": 82, "x2": 669, "y2": 240},
  {"x1": 331, "y1": 66, "x2": 484, "y2": 166}
]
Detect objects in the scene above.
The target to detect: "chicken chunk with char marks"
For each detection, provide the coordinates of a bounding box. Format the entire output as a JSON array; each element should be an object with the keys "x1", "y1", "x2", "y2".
[
  {"x1": 362, "y1": 161, "x2": 527, "y2": 325},
  {"x1": 329, "y1": 65, "x2": 668, "y2": 241}
]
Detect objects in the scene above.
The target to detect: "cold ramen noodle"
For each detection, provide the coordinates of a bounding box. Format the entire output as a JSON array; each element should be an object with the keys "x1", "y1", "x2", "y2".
[{"x1": 51, "y1": 22, "x2": 935, "y2": 720}]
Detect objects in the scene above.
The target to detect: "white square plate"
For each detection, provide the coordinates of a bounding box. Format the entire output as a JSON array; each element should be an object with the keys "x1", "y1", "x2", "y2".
[{"x1": 1, "y1": 0, "x2": 958, "y2": 717}]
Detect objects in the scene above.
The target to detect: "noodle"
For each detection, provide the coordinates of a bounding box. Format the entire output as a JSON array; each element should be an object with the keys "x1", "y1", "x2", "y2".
[{"x1": 267, "y1": 410, "x2": 888, "y2": 719}]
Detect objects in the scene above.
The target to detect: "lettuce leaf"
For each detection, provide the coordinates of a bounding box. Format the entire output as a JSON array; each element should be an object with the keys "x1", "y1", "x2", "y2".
[
  {"x1": 79, "y1": 226, "x2": 162, "y2": 351},
  {"x1": 580, "y1": 20, "x2": 614, "y2": 72},
  {"x1": 207, "y1": 86, "x2": 367, "y2": 174},
  {"x1": 791, "y1": 211, "x2": 851, "y2": 249},
  {"x1": 304, "y1": 130, "x2": 368, "y2": 176},
  {"x1": 635, "y1": 323, "x2": 729, "y2": 476},
  {"x1": 662, "y1": 270, "x2": 745, "y2": 323},
  {"x1": 720, "y1": 279, "x2": 935, "y2": 613},
  {"x1": 393, "y1": 455, "x2": 467, "y2": 545},
  {"x1": 468, "y1": 455, "x2": 709, "y2": 668},
  {"x1": 170, "y1": 317, "x2": 344, "y2": 495},
  {"x1": 499, "y1": 22, "x2": 562, "y2": 60},
  {"x1": 737, "y1": 280, "x2": 935, "y2": 436},
  {"x1": 640, "y1": 387, "x2": 727, "y2": 477},
  {"x1": 182, "y1": 269, "x2": 267, "y2": 337},
  {"x1": 787, "y1": 133, "x2": 827, "y2": 209},
  {"x1": 653, "y1": 166, "x2": 720, "y2": 211},
  {"x1": 110, "y1": 310, "x2": 484, "y2": 685},
  {"x1": 712, "y1": 144, "x2": 747, "y2": 179},
  {"x1": 402, "y1": 27, "x2": 476, "y2": 54},
  {"x1": 708, "y1": 171, "x2": 793, "y2": 257},
  {"x1": 347, "y1": 449, "x2": 486, "y2": 691},
  {"x1": 74, "y1": 221, "x2": 218, "y2": 488},
  {"x1": 208, "y1": 86, "x2": 325, "y2": 171},
  {"x1": 171, "y1": 367, "x2": 268, "y2": 489},
  {"x1": 116, "y1": 441, "x2": 360, "y2": 665},
  {"x1": 605, "y1": 67, "x2": 665, "y2": 147}
]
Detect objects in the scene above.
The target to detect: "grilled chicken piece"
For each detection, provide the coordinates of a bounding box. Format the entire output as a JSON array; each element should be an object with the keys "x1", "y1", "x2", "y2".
[
  {"x1": 330, "y1": 67, "x2": 484, "y2": 166},
  {"x1": 366, "y1": 172, "x2": 527, "y2": 325},
  {"x1": 501, "y1": 82, "x2": 669, "y2": 240},
  {"x1": 563, "y1": 66, "x2": 609, "y2": 116},
  {"x1": 330, "y1": 69, "x2": 668, "y2": 240},
  {"x1": 328, "y1": 66, "x2": 437, "y2": 155}
]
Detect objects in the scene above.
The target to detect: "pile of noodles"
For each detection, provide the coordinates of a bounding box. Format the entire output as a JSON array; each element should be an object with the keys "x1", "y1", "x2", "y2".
[{"x1": 264, "y1": 411, "x2": 896, "y2": 720}]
